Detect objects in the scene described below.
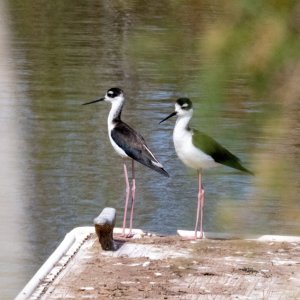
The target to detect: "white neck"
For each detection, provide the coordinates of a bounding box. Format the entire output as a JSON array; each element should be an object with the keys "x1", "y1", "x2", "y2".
[
  {"x1": 107, "y1": 97, "x2": 124, "y2": 127},
  {"x1": 174, "y1": 110, "x2": 193, "y2": 133}
]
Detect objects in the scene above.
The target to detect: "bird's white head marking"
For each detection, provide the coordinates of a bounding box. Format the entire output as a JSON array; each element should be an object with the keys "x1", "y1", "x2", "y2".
[
  {"x1": 175, "y1": 98, "x2": 193, "y2": 117},
  {"x1": 104, "y1": 87, "x2": 124, "y2": 103}
]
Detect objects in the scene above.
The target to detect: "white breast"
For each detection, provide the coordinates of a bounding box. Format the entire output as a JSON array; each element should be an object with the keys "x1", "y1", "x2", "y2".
[
  {"x1": 108, "y1": 127, "x2": 128, "y2": 158},
  {"x1": 173, "y1": 127, "x2": 217, "y2": 170}
]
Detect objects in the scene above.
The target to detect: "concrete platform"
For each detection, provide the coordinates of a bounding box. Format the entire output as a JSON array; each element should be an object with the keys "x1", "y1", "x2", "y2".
[{"x1": 16, "y1": 227, "x2": 300, "y2": 299}]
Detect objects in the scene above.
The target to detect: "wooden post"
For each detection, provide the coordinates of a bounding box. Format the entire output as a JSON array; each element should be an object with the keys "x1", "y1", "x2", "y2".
[{"x1": 94, "y1": 207, "x2": 116, "y2": 251}]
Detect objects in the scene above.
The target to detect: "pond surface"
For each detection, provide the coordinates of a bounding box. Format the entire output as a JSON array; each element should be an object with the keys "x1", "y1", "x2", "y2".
[{"x1": 0, "y1": 1, "x2": 299, "y2": 298}]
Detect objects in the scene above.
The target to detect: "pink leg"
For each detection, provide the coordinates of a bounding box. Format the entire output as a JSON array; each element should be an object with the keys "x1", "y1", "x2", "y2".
[
  {"x1": 198, "y1": 181, "x2": 205, "y2": 239},
  {"x1": 194, "y1": 171, "x2": 201, "y2": 239},
  {"x1": 194, "y1": 171, "x2": 205, "y2": 239},
  {"x1": 128, "y1": 160, "x2": 136, "y2": 237},
  {"x1": 122, "y1": 162, "x2": 130, "y2": 236},
  {"x1": 195, "y1": 171, "x2": 201, "y2": 239}
]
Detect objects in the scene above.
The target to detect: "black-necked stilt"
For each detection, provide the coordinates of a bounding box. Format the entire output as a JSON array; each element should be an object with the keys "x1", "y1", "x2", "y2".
[
  {"x1": 160, "y1": 98, "x2": 253, "y2": 239},
  {"x1": 83, "y1": 87, "x2": 169, "y2": 237}
]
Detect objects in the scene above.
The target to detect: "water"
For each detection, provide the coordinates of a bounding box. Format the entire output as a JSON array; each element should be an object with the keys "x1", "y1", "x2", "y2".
[{"x1": 1, "y1": 1, "x2": 299, "y2": 298}]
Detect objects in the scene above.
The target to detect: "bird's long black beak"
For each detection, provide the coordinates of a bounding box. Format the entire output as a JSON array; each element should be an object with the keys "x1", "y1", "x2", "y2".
[
  {"x1": 82, "y1": 98, "x2": 104, "y2": 105},
  {"x1": 159, "y1": 111, "x2": 177, "y2": 124}
]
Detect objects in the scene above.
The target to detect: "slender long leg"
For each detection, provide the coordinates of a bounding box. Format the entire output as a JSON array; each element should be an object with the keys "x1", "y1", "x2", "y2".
[
  {"x1": 198, "y1": 179, "x2": 205, "y2": 239},
  {"x1": 194, "y1": 170, "x2": 202, "y2": 239},
  {"x1": 128, "y1": 159, "x2": 136, "y2": 236},
  {"x1": 122, "y1": 162, "x2": 130, "y2": 236}
]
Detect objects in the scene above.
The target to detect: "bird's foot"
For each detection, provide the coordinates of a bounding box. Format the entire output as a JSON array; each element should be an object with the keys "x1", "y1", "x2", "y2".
[
  {"x1": 123, "y1": 228, "x2": 135, "y2": 238},
  {"x1": 197, "y1": 231, "x2": 205, "y2": 239},
  {"x1": 113, "y1": 233, "x2": 126, "y2": 239},
  {"x1": 125, "y1": 233, "x2": 135, "y2": 238},
  {"x1": 113, "y1": 230, "x2": 134, "y2": 239},
  {"x1": 181, "y1": 231, "x2": 205, "y2": 241}
]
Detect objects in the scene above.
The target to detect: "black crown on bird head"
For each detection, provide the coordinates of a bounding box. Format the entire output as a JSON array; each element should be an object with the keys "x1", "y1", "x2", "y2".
[
  {"x1": 176, "y1": 98, "x2": 193, "y2": 110},
  {"x1": 107, "y1": 87, "x2": 123, "y2": 98}
]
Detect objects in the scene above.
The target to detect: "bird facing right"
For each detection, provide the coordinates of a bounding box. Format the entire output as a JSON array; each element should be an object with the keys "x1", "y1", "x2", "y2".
[{"x1": 160, "y1": 98, "x2": 253, "y2": 239}]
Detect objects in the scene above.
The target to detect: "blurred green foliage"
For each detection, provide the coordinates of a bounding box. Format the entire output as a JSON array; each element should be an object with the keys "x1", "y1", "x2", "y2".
[{"x1": 200, "y1": 0, "x2": 300, "y2": 100}]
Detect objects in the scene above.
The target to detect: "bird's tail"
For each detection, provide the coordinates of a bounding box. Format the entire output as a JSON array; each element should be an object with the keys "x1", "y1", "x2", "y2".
[
  {"x1": 148, "y1": 160, "x2": 170, "y2": 177},
  {"x1": 234, "y1": 162, "x2": 254, "y2": 176}
]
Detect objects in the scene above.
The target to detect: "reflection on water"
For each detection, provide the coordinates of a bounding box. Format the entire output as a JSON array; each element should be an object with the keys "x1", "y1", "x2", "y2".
[
  {"x1": 0, "y1": 1, "x2": 34, "y2": 298},
  {"x1": 0, "y1": 1, "x2": 299, "y2": 298}
]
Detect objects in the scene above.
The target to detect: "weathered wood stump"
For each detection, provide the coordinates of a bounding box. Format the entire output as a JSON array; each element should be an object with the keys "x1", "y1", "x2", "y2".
[{"x1": 94, "y1": 207, "x2": 116, "y2": 251}]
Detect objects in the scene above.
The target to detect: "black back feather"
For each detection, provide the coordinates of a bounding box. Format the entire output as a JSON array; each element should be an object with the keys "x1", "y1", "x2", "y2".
[{"x1": 111, "y1": 121, "x2": 169, "y2": 177}]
